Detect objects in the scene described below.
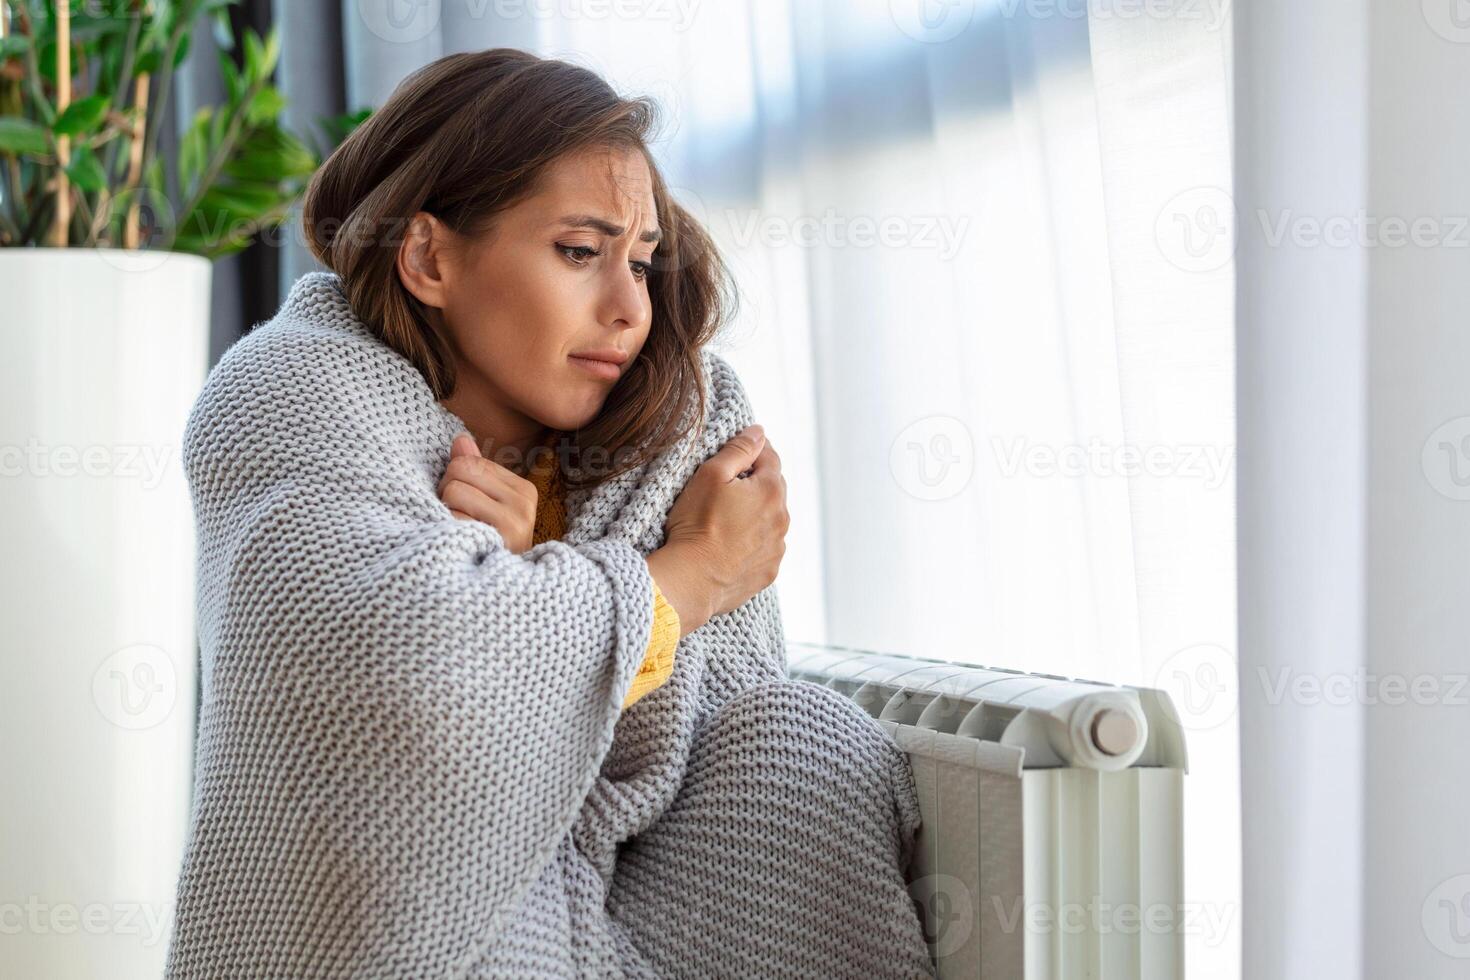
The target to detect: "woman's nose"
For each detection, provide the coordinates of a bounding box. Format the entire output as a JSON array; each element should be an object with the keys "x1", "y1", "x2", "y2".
[{"x1": 598, "y1": 263, "x2": 650, "y2": 331}]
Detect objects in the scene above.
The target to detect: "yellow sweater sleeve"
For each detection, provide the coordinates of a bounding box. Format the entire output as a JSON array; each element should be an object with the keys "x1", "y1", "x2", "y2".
[{"x1": 622, "y1": 577, "x2": 680, "y2": 709}]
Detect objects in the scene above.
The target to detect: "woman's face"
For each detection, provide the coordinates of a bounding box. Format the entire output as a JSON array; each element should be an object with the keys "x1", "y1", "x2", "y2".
[{"x1": 402, "y1": 144, "x2": 660, "y2": 454}]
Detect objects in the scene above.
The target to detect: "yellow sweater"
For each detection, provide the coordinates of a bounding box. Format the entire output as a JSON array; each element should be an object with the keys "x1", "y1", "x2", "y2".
[{"x1": 525, "y1": 439, "x2": 680, "y2": 709}]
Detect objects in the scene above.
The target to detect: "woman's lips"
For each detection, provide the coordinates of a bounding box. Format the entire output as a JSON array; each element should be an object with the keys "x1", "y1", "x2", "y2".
[{"x1": 568, "y1": 355, "x2": 621, "y2": 381}]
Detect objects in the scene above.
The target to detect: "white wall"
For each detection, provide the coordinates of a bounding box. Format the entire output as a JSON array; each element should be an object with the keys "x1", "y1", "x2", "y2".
[
  {"x1": 1364, "y1": 2, "x2": 1470, "y2": 975},
  {"x1": 1237, "y1": 0, "x2": 1470, "y2": 975}
]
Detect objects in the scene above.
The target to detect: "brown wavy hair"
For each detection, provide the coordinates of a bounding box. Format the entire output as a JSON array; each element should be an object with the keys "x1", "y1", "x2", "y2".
[{"x1": 300, "y1": 48, "x2": 736, "y2": 491}]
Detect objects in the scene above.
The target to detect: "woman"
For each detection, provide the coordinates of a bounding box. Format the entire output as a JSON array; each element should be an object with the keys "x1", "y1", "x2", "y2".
[{"x1": 165, "y1": 48, "x2": 934, "y2": 979}]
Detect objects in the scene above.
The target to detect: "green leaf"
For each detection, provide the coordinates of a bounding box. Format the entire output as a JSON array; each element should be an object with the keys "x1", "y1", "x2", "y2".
[
  {"x1": 172, "y1": 28, "x2": 193, "y2": 69},
  {"x1": 99, "y1": 32, "x2": 125, "y2": 85},
  {"x1": 65, "y1": 145, "x2": 108, "y2": 193},
  {"x1": 201, "y1": 183, "x2": 285, "y2": 225},
  {"x1": 0, "y1": 36, "x2": 31, "y2": 60},
  {"x1": 245, "y1": 85, "x2": 286, "y2": 127},
  {"x1": 29, "y1": 97, "x2": 58, "y2": 129},
  {"x1": 218, "y1": 49, "x2": 243, "y2": 104},
  {"x1": 53, "y1": 94, "x2": 113, "y2": 137},
  {"x1": 313, "y1": 106, "x2": 373, "y2": 156},
  {"x1": 179, "y1": 106, "x2": 213, "y2": 195},
  {"x1": 144, "y1": 156, "x2": 166, "y2": 200},
  {"x1": 242, "y1": 29, "x2": 264, "y2": 82},
  {"x1": 266, "y1": 128, "x2": 317, "y2": 177},
  {"x1": 135, "y1": 3, "x2": 175, "y2": 74},
  {"x1": 140, "y1": 9, "x2": 166, "y2": 48},
  {"x1": 68, "y1": 15, "x2": 139, "y2": 43},
  {"x1": 210, "y1": 7, "x2": 235, "y2": 50},
  {"x1": 152, "y1": 0, "x2": 181, "y2": 42},
  {"x1": 0, "y1": 116, "x2": 51, "y2": 156},
  {"x1": 209, "y1": 107, "x2": 227, "y2": 152},
  {"x1": 222, "y1": 125, "x2": 317, "y2": 183},
  {"x1": 219, "y1": 149, "x2": 279, "y2": 183},
  {"x1": 260, "y1": 25, "x2": 281, "y2": 77},
  {"x1": 177, "y1": 186, "x2": 268, "y2": 259},
  {"x1": 37, "y1": 39, "x2": 56, "y2": 79}
]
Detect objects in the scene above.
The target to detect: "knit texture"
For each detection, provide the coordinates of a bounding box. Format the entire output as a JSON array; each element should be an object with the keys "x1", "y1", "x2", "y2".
[
  {"x1": 164, "y1": 270, "x2": 934, "y2": 978},
  {"x1": 525, "y1": 430, "x2": 679, "y2": 711}
]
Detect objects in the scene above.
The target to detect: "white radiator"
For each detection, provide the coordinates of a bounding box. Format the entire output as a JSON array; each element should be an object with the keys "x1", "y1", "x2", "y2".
[{"x1": 786, "y1": 643, "x2": 1188, "y2": 980}]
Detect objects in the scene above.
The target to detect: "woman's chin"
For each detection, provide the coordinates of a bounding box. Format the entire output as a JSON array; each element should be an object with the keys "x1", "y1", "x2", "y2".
[{"x1": 543, "y1": 399, "x2": 606, "y2": 432}]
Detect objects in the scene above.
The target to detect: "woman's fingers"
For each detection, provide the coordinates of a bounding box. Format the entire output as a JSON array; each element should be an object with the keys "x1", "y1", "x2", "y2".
[
  {"x1": 439, "y1": 433, "x2": 538, "y2": 552},
  {"x1": 450, "y1": 432, "x2": 482, "y2": 460},
  {"x1": 748, "y1": 435, "x2": 781, "y2": 475},
  {"x1": 442, "y1": 478, "x2": 514, "y2": 526},
  {"x1": 707, "y1": 426, "x2": 767, "y2": 482},
  {"x1": 438, "y1": 452, "x2": 536, "y2": 505}
]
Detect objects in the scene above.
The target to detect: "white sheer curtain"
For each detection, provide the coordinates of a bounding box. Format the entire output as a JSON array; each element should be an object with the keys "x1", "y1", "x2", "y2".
[
  {"x1": 525, "y1": 7, "x2": 1237, "y2": 974},
  {"x1": 333, "y1": 2, "x2": 1240, "y2": 975}
]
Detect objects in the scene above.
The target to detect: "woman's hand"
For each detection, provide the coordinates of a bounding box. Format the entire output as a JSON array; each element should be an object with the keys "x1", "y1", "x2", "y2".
[
  {"x1": 645, "y1": 424, "x2": 788, "y2": 636},
  {"x1": 439, "y1": 432, "x2": 538, "y2": 554}
]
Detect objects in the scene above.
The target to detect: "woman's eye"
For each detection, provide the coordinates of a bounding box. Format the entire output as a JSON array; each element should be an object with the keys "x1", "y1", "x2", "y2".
[
  {"x1": 559, "y1": 244, "x2": 651, "y2": 282},
  {"x1": 558, "y1": 244, "x2": 598, "y2": 264}
]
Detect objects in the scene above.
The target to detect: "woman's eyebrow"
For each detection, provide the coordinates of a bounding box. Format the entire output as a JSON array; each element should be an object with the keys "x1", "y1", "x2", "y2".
[{"x1": 556, "y1": 213, "x2": 663, "y2": 244}]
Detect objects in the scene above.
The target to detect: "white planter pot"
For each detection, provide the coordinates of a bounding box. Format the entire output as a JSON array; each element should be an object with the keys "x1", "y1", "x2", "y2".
[{"x1": 0, "y1": 248, "x2": 210, "y2": 979}]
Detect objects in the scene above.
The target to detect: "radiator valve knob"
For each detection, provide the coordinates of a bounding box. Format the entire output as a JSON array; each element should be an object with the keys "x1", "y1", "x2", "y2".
[{"x1": 1091, "y1": 708, "x2": 1139, "y2": 757}]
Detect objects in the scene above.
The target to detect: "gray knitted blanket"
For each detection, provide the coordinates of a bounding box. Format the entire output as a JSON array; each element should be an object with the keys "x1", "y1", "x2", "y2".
[{"x1": 164, "y1": 271, "x2": 933, "y2": 978}]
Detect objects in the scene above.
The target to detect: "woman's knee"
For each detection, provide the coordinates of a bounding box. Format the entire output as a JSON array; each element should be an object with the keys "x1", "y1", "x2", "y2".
[
  {"x1": 697, "y1": 679, "x2": 916, "y2": 798},
  {"x1": 709, "y1": 678, "x2": 876, "y2": 741}
]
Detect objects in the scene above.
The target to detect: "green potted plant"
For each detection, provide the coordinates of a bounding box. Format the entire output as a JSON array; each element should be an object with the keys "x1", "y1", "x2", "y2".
[
  {"x1": 0, "y1": 0, "x2": 366, "y2": 253},
  {"x1": 0, "y1": 4, "x2": 368, "y2": 977}
]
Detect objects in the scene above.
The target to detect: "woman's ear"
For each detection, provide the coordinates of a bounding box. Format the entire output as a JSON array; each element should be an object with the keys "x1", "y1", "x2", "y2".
[{"x1": 397, "y1": 211, "x2": 453, "y2": 310}]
